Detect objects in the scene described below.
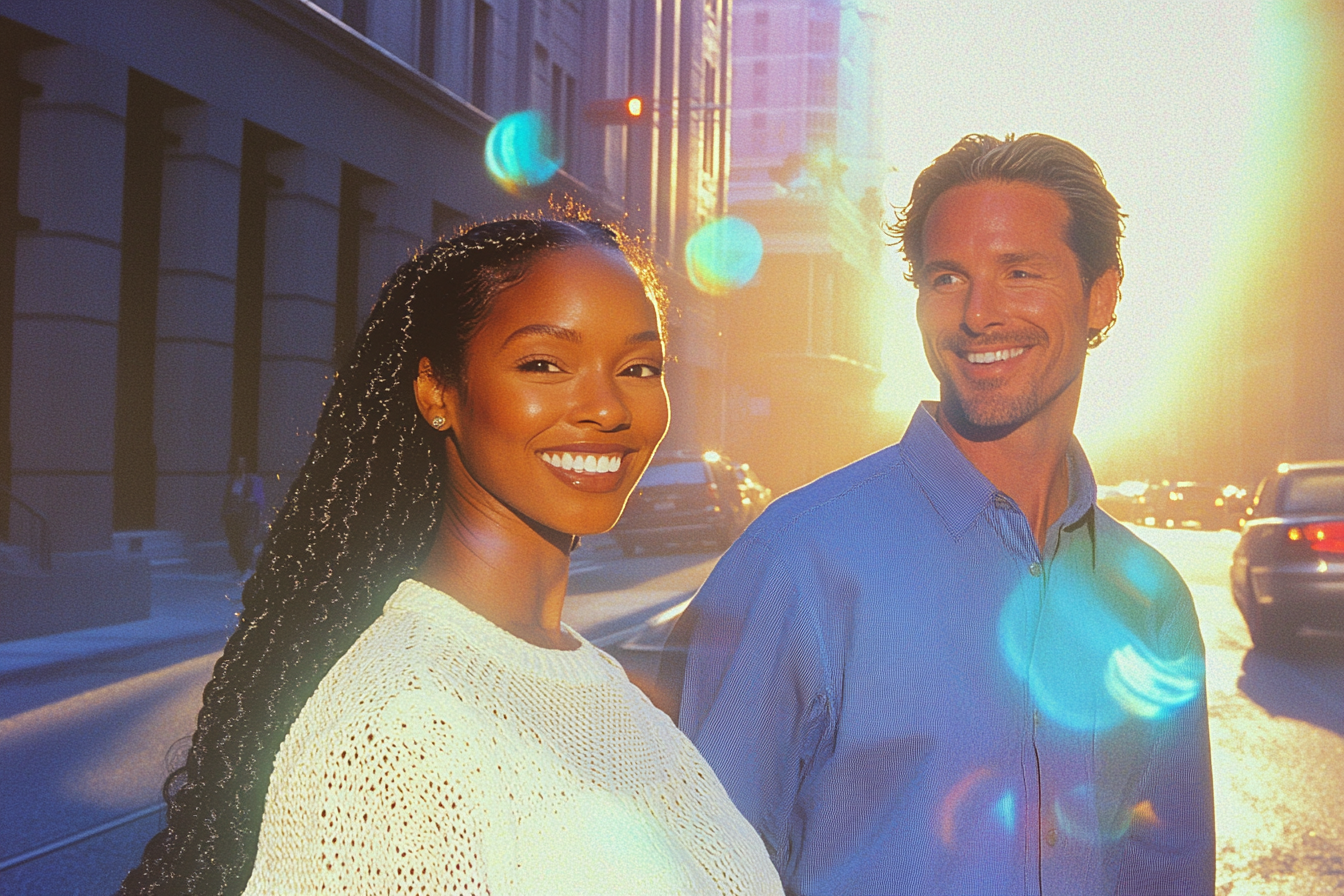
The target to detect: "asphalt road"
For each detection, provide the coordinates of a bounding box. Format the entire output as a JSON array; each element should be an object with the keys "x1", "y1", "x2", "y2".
[
  {"x1": 1131, "y1": 526, "x2": 1344, "y2": 895},
  {"x1": 2, "y1": 530, "x2": 1342, "y2": 894}
]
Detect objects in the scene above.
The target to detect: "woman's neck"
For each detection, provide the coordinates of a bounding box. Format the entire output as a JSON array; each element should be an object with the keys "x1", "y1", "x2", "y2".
[{"x1": 415, "y1": 468, "x2": 579, "y2": 651}]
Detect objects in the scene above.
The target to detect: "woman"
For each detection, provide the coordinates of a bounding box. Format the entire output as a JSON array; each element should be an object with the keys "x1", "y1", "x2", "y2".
[{"x1": 119, "y1": 217, "x2": 780, "y2": 895}]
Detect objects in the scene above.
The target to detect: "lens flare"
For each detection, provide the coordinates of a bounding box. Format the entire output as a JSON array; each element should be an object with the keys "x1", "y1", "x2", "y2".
[
  {"x1": 684, "y1": 217, "x2": 763, "y2": 294},
  {"x1": 997, "y1": 546, "x2": 1203, "y2": 731},
  {"x1": 484, "y1": 110, "x2": 562, "y2": 193},
  {"x1": 937, "y1": 768, "x2": 1017, "y2": 851}
]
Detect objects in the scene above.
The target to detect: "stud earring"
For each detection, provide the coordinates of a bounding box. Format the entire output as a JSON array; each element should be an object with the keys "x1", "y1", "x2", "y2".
[{"x1": 431, "y1": 416, "x2": 446, "y2": 429}]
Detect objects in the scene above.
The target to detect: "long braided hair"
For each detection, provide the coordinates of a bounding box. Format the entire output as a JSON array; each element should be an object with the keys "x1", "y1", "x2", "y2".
[{"x1": 118, "y1": 215, "x2": 665, "y2": 895}]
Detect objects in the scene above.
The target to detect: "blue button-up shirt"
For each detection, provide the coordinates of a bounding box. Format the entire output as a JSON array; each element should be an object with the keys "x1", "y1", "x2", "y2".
[{"x1": 674, "y1": 404, "x2": 1214, "y2": 895}]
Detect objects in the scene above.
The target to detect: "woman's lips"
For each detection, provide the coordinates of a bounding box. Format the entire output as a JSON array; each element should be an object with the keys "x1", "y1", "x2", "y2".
[
  {"x1": 541, "y1": 450, "x2": 625, "y2": 474},
  {"x1": 538, "y1": 449, "x2": 632, "y2": 493}
]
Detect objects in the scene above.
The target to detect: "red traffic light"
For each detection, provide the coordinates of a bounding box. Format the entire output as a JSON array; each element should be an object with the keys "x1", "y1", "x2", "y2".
[{"x1": 584, "y1": 96, "x2": 648, "y2": 125}]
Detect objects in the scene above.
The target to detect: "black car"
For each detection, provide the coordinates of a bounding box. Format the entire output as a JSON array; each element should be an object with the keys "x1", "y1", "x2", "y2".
[
  {"x1": 612, "y1": 451, "x2": 771, "y2": 556},
  {"x1": 1230, "y1": 461, "x2": 1344, "y2": 650}
]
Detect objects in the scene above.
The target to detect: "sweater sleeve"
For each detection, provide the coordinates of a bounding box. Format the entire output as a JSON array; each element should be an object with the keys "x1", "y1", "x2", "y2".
[{"x1": 244, "y1": 689, "x2": 497, "y2": 895}]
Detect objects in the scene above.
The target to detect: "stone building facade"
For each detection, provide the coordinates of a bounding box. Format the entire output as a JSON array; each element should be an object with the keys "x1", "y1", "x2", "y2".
[{"x1": 0, "y1": 0, "x2": 731, "y2": 552}]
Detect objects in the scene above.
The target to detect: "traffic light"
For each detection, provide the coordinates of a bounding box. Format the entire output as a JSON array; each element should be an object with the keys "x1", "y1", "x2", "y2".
[{"x1": 584, "y1": 96, "x2": 648, "y2": 125}]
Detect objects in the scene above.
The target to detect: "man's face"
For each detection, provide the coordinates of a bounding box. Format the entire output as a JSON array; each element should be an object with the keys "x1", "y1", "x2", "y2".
[{"x1": 915, "y1": 180, "x2": 1118, "y2": 433}]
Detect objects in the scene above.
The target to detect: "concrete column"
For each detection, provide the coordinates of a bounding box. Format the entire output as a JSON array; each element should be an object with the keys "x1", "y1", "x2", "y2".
[
  {"x1": 153, "y1": 104, "x2": 243, "y2": 542},
  {"x1": 11, "y1": 43, "x2": 126, "y2": 550},
  {"x1": 258, "y1": 145, "x2": 340, "y2": 508},
  {"x1": 357, "y1": 181, "x2": 432, "y2": 332}
]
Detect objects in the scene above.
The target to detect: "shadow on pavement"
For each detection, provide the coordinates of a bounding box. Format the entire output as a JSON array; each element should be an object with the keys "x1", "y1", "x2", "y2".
[{"x1": 1237, "y1": 636, "x2": 1344, "y2": 738}]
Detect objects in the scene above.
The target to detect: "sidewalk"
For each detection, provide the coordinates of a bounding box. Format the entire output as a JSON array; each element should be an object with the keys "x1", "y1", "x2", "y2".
[
  {"x1": 0, "y1": 533, "x2": 627, "y2": 688},
  {"x1": 0, "y1": 571, "x2": 245, "y2": 686}
]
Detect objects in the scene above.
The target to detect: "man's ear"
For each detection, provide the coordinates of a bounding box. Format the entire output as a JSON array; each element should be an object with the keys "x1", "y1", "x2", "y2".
[
  {"x1": 1086, "y1": 267, "x2": 1121, "y2": 336},
  {"x1": 413, "y1": 357, "x2": 456, "y2": 432}
]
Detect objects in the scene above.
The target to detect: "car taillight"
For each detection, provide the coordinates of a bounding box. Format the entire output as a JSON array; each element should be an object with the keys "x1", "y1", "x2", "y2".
[{"x1": 1287, "y1": 521, "x2": 1344, "y2": 553}]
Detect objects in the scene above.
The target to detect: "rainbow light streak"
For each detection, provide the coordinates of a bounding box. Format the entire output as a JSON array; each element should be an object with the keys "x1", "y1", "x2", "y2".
[
  {"x1": 484, "y1": 110, "x2": 562, "y2": 193},
  {"x1": 937, "y1": 768, "x2": 1017, "y2": 849},
  {"x1": 997, "y1": 553, "x2": 1203, "y2": 731},
  {"x1": 1052, "y1": 785, "x2": 1153, "y2": 845},
  {"x1": 684, "y1": 217, "x2": 764, "y2": 295}
]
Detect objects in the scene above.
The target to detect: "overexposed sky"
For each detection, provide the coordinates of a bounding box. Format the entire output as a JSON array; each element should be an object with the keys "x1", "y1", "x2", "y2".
[{"x1": 872, "y1": 0, "x2": 1264, "y2": 461}]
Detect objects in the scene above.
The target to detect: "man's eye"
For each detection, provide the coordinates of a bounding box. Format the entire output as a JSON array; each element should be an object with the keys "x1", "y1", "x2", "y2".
[
  {"x1": 1008, "y1": 269, "x2": 1035, "y2": 278},
  {"x1": 622, "y1": 363, "x2": 663, "y2": 378},
  {"x1": 930, "y1": 273, "x2": 959, "y2": 288},
  {"x1": 518, "y1": 358, "x2": 563, "y2": 373}
]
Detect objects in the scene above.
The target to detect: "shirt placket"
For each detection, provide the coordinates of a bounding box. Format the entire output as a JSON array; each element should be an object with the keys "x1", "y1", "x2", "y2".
[{"x1": 991, "y1": 493, "x2": 1047, "y2": 896}]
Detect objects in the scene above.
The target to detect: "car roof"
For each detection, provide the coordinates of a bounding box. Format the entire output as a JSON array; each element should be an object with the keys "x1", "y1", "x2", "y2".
[{"x1": 1276, "y1": 460, "x2": 1344, "y2": 475}]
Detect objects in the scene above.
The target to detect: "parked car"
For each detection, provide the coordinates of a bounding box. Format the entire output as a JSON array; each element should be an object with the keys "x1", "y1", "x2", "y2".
[
  {"x1": 1230, "y1": 461, "x2": 1344, "y2": 651},
  {"x1": 612, "y1": 451, "x2": 771, "y2": 556}
]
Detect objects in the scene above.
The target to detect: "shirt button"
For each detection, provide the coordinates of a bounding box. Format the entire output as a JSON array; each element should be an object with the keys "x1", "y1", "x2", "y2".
[
  {"x1": 1045, "y1": 829, "x2": 1058, "y2": 847},
  {"x1": 1033, "y1": 710, "x2": 1041, "y2": 726},
  {"x1": 1029, "y1": 562, "x2": 1043, "y2": 577}
]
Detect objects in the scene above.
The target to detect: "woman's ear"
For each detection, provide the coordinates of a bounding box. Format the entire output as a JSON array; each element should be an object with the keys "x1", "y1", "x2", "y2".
[{"x1": 413, "y1": 357, "x2": 455, "y2": 432}]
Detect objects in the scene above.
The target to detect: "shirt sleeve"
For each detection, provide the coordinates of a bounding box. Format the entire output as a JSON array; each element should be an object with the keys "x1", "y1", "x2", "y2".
[
  {"x1": 673, "y1": 533, "x2": 835, "y2": 878},
  {"x1": 1115, "y1": 626, "x2": 1216, "y2": 894}
]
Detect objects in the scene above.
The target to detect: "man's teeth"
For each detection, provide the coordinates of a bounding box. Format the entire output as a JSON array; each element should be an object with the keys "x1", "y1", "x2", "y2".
[
  {"x1": 965, "y1": 347, "x2": 1026, "y2": 364},
  {"x1": 541, "y1": 452, "x2": 623, "y2": 473}
]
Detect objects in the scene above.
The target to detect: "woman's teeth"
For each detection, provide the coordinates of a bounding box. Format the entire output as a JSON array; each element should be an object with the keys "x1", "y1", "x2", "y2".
[
  {"x1": 541, "y1": 452, "x2": 623, "y2": 473},
  {"x1": 965, "y1": 346, "x2": 1026, "y2": 364}
]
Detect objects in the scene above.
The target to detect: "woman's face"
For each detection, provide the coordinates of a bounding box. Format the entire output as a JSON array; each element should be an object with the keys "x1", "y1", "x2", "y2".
[{"x1": 421, "y1": 245, "x2": 669, "y2": 536}]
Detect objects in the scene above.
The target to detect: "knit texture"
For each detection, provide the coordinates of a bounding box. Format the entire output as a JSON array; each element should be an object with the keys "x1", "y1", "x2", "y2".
[{"x1": 242, "y1": 579, "x2": 781, "y2": 895}]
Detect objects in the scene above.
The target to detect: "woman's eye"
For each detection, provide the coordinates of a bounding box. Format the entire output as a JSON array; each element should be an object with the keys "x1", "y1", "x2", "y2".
[
  {"x1": 622, "y1": 363, "x2": 663, "y2": 378},
  {"x1": 518, "y1": 358, "x2": 563, "y2": 373}
]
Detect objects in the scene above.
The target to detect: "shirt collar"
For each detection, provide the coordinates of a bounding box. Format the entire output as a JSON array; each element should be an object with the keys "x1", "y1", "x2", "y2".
[{"x1": 899, "y1": 401, "x2": 1098, "y2": 538}]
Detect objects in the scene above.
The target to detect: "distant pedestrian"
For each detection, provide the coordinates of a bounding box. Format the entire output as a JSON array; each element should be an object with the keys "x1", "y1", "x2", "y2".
[
  {"x1": 221, "y1": 456, "x2": 265, "y2": 572},
  {"x1": 118, "y1": 215, "x2": 780, "y2": 896}
]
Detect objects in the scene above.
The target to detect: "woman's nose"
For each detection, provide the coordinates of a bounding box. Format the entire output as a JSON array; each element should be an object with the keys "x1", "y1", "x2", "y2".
[{"x1": 573, "y1": 370, "x2": 632, "y2": 431}]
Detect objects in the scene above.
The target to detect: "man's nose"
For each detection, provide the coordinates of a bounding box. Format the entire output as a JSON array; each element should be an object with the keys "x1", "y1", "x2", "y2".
[{"x1": 961, "y1": 278, "x2": 1008, "y2": 334}]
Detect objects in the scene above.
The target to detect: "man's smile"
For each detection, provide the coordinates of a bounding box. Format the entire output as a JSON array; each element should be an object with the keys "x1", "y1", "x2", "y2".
[{"x1": 963, "y1": 346, "x2": 1027, "y2": 365}]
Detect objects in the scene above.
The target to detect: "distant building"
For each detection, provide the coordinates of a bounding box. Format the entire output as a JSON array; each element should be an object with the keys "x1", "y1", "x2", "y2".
[
  {"x1": 0, "y1": 0, "x2": 730, "y2": 552},
  {"x1": 722, "y1": 0, "x2": 890, "y2": 492}
]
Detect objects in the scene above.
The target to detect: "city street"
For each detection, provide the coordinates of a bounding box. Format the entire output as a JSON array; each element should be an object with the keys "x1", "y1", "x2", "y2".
[{"x1": 1, "y1": 529, "x2": 1342, "y2": 894}]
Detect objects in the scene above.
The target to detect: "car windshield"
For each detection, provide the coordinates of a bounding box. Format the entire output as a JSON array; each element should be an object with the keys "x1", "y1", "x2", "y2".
[
  {"x1": 1279, "y1": 470, "x2": 1344, "y2": 515},
  {"x1": 639, "y1": 460, "x2": 708, "y2": 487}
]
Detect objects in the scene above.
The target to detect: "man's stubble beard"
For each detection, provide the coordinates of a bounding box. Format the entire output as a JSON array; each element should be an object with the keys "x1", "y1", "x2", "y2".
[{"x1": 938, "y1": 360, "x2": 1084, "y2": 434}]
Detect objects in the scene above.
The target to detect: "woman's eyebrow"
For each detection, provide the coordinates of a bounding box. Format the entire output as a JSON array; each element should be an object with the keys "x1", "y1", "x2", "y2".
[
  {"x1": 628, "y1": 330, "x2": 661, "y2": 344},
  {"x1": 501, "y1": 323, "x2": 581, "y2": 346}
]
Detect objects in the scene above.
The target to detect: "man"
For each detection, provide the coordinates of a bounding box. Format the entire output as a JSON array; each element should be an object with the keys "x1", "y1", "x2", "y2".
[{"x1": 669, "y1": 134, "x2": 1214, "y2": 895}]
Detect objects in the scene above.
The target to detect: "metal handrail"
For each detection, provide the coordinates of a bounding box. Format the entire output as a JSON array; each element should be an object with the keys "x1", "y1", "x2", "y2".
[{"x1": 1, "y1": 488, "x2": 51, "y2": 571}]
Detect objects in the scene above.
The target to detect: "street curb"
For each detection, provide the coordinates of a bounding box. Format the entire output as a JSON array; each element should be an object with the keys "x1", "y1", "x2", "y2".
[{"x1": 0, "y1": 628, "x2": 231, "y2": 688}]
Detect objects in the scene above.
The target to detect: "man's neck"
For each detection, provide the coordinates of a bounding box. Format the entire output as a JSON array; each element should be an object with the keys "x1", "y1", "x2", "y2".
[{"x1": 933, "y1": 397, "x2": 1077, "y2": 551}]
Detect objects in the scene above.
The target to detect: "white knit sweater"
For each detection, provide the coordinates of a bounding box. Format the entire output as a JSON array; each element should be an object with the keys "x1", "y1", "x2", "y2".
[{"x1": 242, "y1": 578, "x2": 782, "y2": 895}]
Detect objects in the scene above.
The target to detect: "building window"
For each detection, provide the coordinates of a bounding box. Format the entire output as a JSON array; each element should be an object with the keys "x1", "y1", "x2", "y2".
[
  {"x1": 703, "y1": 61, "x2": 717, "y2": 173},
  {"x1": 807, "y1": 68, "x2": 836, "y2": 106},
  {"x1": 752, "y1": 11, "x2": 768, "y2": 53},
  {"x1": 751, "y1": 61, "x2": 766, "y2": 105},
  {"x1": 750, "y1": 112, "x2": 766, "y2": 152},
  {"x1": 342, "y1": 0, "x2": 367, "y2": 34},
  {"x1": 471, "y1": 0, "x2": 492, "y2": 110},
  {"x1": 808, "y1": 20, "x2": 838, "y2": 53},
  {"x1": 334, "y1": 165, "x2": 375, "y2": 370},
  {"x1": 419, "y1": 0, "x2": 438, "y2": 78},
  {"x1": 806, "y1": 111, "x2": 836, "y2": 145}
]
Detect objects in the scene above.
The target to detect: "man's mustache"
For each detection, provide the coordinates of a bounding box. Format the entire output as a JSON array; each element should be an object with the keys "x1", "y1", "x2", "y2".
[{"x1": 937, "y1": 331, "x2": 1047, "y2": 355}]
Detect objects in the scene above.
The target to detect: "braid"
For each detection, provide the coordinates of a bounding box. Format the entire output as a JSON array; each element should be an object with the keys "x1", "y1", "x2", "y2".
[{"x1": 117, "y1": 214, "x2": 653, "y2": 895}]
